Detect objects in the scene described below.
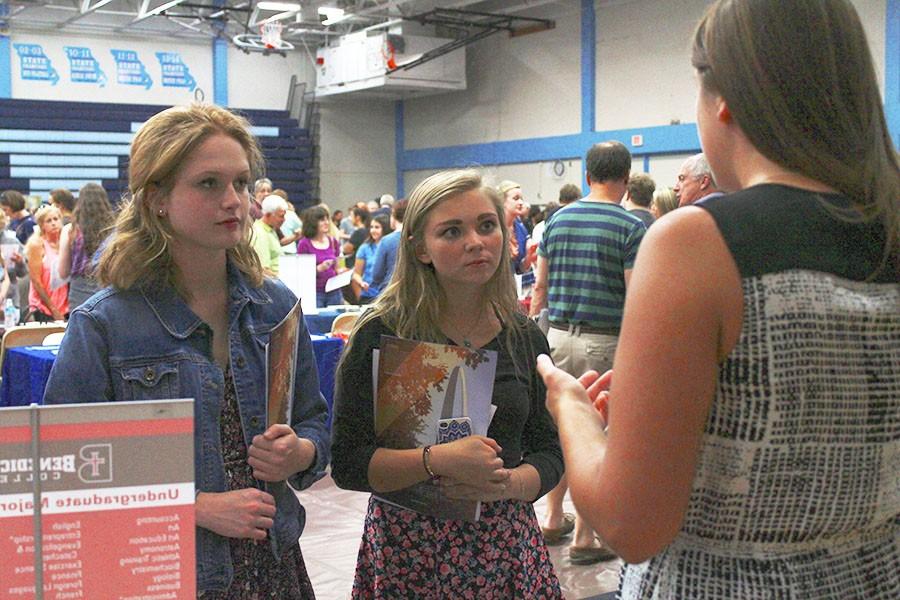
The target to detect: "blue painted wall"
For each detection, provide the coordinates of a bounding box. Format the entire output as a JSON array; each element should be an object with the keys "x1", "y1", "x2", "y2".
[
  {"x1": 886, "y1": 0, "x2": 899, "y2": 147},
  {"x1": 213, "y1": 38, "x2": 228, "y2": 106},
  {"x1": 0, "y1": 35, "x2": 10, "y2": 100},
  {"x1": 395, "y1": 0, "x2": 900, "y2": 195},
  {"x1": 0, "y1": 3, "x2": 10, "y2": 100},
  {"x1": 580, "y1": 0, "x2": 596, "y2": 135}
]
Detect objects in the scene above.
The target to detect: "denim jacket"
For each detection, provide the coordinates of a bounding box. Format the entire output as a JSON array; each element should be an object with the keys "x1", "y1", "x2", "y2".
[{"x1": 43, "y1": 262, "x2": 330, "y2": 593}]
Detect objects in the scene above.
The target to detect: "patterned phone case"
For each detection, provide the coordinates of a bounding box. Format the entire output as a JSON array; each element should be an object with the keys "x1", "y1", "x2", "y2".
[{"x1": 436, "y1": 416, "x2": 472, "y2": 443}]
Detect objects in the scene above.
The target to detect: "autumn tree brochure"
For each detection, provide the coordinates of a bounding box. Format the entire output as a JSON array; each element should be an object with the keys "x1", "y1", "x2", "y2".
[
  {"x1": 264, "y1": 298, "x2": 301, "y2": 516},
  {"x1": 372, "y1": 336, "x2": 498, "y2": 521},
  {"x1": 266, "y1": 299, "x2": 302, "y2": 429}
]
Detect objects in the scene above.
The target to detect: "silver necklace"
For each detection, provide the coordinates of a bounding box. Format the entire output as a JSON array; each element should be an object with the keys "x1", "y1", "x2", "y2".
[{"x1": 447, "y1": 309, "x2": 486, "y2": 349}]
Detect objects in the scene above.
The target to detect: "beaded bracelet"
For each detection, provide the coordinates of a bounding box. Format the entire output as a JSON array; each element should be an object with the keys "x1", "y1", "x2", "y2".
[{"x1": 422, "y1": 445, "x2": 438, "y2": 480}]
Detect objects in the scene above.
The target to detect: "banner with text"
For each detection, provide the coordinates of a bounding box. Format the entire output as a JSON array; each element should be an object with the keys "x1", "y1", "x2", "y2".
[
  {"x1": 0, "y1": 399, "x2": 195, "y2": 600},
  {"x1": 9, "y1": 34, "x2": 212, "y2": 104}
]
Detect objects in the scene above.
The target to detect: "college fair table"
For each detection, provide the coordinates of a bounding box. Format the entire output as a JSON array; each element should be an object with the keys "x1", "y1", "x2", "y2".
[
  {"x1": 0, "y1": 335, "x2": 345, "y2": 425},
  {"x1": 304, "y1": 309, "x2": 342, "y2": 335}
]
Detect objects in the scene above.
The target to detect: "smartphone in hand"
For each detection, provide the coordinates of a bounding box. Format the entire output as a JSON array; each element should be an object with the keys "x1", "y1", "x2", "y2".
[{"x1": 436, "y1": 416, "x2": 472, "y2": 443}]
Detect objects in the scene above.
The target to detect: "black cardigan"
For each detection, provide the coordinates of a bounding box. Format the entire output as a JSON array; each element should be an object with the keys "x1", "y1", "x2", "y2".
[{"x1": 330, "y1": 313, "x2": 564, "y2": 500}]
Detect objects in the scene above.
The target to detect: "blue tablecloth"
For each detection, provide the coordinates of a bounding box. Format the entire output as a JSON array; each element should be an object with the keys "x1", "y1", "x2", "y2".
[
  {"x1": 0, "y1": 345, "x2": 58, "y2": 407},
  {"x1": 0, "y1": 337, "x2": 345, "y2": 425},
  {"x1": 309, "y1": 335, "x2": 343, "y2": 429},
  {"x1": 304, "y1": 310, "x2": 341, "y2": 335}
]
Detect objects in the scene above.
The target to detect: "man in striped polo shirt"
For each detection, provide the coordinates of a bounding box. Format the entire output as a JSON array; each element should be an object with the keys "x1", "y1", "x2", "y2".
[{"x1": 531, "y1": 140, "x2": 646, "y2": 564}]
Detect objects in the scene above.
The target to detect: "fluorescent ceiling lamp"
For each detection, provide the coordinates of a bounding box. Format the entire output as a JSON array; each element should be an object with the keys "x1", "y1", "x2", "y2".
[{"x1": 258, "y1": 1, "x2": 300, "y2": 10}]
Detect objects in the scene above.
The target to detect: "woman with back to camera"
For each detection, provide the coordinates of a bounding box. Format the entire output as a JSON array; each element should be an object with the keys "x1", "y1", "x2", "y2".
[
  {"x1": 43, "y1": 104, "x2": 330, "y2": 598},
  {"x1": 57, "y1": 182, "x2": 115, "y2": 310},
  {"x1": 331, "y1": 169, "x2": 564, "y2": 598},
  {"x1": 350, "y1": 213, "x2": 392, "y2": 304},
  {"x1": 25, "y1": 205, "x2": 69, "y2": 322},
  {"x1": 539, "y1": 1, "x2": 899, "y2": 598}
]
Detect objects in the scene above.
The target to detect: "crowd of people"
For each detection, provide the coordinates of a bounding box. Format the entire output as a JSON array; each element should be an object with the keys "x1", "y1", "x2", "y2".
[
  {"x1": 0, "y1": 158, "x2": 693, "y2": 322},
  {"x1": 0, "y1": 0, "x2": 894, "y2": 598},
  {"x1": 0, "y1": 183, "x2": 116, "y2": 323}
]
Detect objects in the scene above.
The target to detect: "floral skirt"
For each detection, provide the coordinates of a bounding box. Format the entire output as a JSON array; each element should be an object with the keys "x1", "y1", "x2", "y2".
[
  {"x1": 198, "y1": 367, "x2": 316, "y2": 600},
  {"x1": 352, "y1": 496, "x2": 562, "y2": 599}
]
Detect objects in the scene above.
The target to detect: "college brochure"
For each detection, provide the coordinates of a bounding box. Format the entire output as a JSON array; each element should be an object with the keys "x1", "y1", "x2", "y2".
[{"x1": 372, "y1": 336, "x2": 497, "y2": 521}]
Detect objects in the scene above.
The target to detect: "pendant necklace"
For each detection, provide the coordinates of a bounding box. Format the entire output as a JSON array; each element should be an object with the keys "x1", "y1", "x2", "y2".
[{"x1": 451, "y1": 309, "x2": 485, "y2": 349}]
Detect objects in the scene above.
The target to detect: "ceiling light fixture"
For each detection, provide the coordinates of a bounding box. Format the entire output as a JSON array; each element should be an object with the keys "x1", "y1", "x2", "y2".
[
  {"x1": 258, "y1": 1, "x2": 301, "y2": 11},
  {"x1": 318, "y1": 6, "x2": 345, "y2": 25}
]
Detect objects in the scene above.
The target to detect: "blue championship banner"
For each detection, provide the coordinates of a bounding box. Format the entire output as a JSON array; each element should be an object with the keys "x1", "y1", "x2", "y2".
[
  {"x1": 64, "y1": 47, "x2": 107, "y2": 87},
  {"x1": 155, "y1": 52, "x2": 196, "y2": 91},
  {"x1": 110, "y1": 49, "x2": 153, "y2": 89},
  {"x1": 13, "y1": 44, "x2": 59, "y2": 86}
]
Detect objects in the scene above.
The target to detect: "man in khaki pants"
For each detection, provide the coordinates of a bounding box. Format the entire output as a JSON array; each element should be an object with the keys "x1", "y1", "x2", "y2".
[{"x1": 530, "y1": 141, "x2": 647, "y2": 565}]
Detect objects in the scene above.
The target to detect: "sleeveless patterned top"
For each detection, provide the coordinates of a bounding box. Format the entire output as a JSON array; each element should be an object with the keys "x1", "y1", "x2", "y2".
[{"x1": 621, "y1": 185, "x2": 900, "y2": 599}]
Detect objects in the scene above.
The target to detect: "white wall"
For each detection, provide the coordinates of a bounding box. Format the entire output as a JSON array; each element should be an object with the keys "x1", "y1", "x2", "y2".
[
  {"x1": 852, "y1": 0, "x2": 887, "y2": 92},
  {"x1": 227, "y1": 46, "x2": 317, "y2": 110},
  {"x1": 10, "y1": 32, "x2": 211, "y2": 105},
  {"x1": 318, "y1": 96, "x2": 396, "y2": 209},
  {"x1": 397, "y1": 0, "x2": 889, "y2": 195},
  {"x1": 595, "y1": 0, "x2": 886, "y2": 131},
  {"x1": 226, "y1": 45, "x2": 397, "y2": 206},
  {"x1": 403, "y1": 1, "x2": 582, "y2": 150},
  {"x1": 595, "y1": 0, "x2": 706, "y2": 131},
  {"x1": 646, "y1": 153, "x2": 693, "y2": 193}
]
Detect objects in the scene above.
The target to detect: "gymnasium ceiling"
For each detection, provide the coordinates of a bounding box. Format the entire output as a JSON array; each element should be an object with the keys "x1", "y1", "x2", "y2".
[{"x1": 2, "y1": 0, "x2": 567, "y2": 46}]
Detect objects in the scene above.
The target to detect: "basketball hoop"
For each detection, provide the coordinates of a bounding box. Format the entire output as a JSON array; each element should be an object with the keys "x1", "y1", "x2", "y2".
[
  {"x1": 381, "y1": 39, "x2": 397, "y2": 71},
  {"x1": 233, "y1": 21, "x2": 294, "y2": 54},
  {"x1": 261, "y1": 21, "x2": 284, "y2": 50}
]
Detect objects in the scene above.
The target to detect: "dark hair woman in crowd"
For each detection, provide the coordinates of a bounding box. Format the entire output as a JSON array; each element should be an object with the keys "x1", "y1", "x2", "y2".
[
  {"x1": 331, "y1": 169, "x2": 564, "y2": 598},
  {"x1": 57, "y1": 182, "x2": 115, "y2": 310},
  {"x1": 539, "y1": 1, "x2": 899, "y2": 598},
  {"x1": 44, "y1": 103, "x2": 330, "y2": 598},
  {"x1": 350, "y1": 213, "x2": 392, "y2": 304}
]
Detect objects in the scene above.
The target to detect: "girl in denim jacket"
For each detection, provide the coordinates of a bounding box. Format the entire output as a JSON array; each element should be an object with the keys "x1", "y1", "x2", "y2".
[{"x1": 45, "y1": 104, "x2": 330, "y2": 598}]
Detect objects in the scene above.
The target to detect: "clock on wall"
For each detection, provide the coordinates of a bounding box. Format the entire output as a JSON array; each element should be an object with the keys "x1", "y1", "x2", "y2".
[{"x1": 552, "y1": 160, "x2": 566, "y2": 178}]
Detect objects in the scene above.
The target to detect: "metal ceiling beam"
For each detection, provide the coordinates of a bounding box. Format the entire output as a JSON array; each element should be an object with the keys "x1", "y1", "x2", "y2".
[
  {"x1": 132, "y1": 0, "x2": 188, "y2": 24},
  {"x1": 57, "y1": 0, "x2": 123, "y2": 28}
]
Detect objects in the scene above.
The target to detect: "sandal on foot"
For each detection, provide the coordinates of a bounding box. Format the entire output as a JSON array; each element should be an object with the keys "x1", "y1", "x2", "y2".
[
  {"x1": 541, "y1": 513, "x2": 575, "y2": 545},
  {"x1": 569, "y1": 544, "x2": 618, "y2": 565}
]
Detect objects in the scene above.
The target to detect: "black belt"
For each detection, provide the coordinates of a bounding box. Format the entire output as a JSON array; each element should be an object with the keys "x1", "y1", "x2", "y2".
[{"x1": 548, "y1": 321, "x2": 620, "y2": 336}]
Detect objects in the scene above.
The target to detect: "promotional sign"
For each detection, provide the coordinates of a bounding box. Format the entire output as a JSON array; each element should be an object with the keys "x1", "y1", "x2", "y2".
[
  {"x1": 278, "y1": 254, "x2": 318, "y2": 315},
  {"x1": 0, "y1": 400, "x2": 195, "y2": 599}
]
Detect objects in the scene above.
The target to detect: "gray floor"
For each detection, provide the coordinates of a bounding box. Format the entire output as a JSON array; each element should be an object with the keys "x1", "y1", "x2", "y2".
[{"x1": 297, "y1": 474, "x2": 621, "y2": 599}]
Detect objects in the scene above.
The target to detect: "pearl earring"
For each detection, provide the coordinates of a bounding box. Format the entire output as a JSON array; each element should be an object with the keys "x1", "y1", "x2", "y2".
[{"x1": 158, "y1": 208, "x2": 165, "y2": 217}]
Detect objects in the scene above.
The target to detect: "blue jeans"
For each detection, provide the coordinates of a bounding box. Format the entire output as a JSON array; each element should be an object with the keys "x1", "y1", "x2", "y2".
[{"x1": 317, "y1": 289, "x2": 344, "y2": 308}]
